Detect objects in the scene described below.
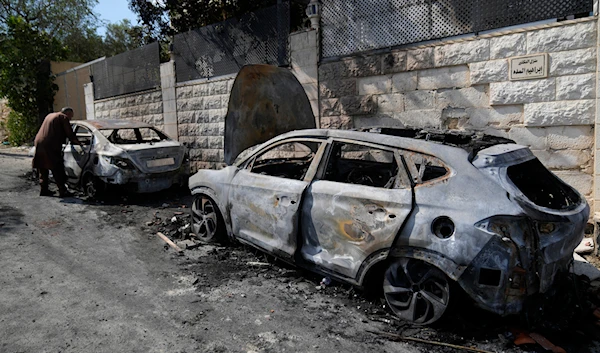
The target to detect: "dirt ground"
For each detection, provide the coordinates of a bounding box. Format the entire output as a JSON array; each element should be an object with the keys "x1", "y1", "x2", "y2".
[{"x1": 2, "y1": 146, "x2": 600, "y2": 353}]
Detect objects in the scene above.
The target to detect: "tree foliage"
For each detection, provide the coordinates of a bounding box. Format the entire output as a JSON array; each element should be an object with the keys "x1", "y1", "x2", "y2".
[
  {"x1": 0, "y1": 1, "x2": 144, "y2": 144},
  {"x1": 129, "y1": 0, "x2": 309, "y2": 40},
  {"x1": 0, "y1": 0, "x2": 99, "y2": 40},
  {"x1": 103, "y1": 20, "x2": 144, "y2": 57},
  {"x1": 0, "y1": 16, "x2": 66, "y2": 144}
]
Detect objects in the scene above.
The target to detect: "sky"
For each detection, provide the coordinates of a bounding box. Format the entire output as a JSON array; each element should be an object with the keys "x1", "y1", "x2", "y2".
[{"x1": 94, "y1": 0, "x2": 139, "y2": 36}]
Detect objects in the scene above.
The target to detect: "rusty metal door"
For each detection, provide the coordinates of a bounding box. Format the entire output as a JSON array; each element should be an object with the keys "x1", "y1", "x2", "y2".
[{"x1": 228, "y1": 170, "x2": 307, "y2": 259}]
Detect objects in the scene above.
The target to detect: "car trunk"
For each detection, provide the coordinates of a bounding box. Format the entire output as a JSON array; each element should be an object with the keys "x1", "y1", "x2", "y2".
[
  {"x1": 119, "y1": 142, "x2": 184, "y2": 174},
  {"x1": 472, "y1": 144, "x2": 589, "y2": 293}
]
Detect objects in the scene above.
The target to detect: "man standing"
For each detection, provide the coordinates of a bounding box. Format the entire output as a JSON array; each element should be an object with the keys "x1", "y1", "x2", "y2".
[{"x1": 32, "y1": 107, "x2": 81, "y2": 197}]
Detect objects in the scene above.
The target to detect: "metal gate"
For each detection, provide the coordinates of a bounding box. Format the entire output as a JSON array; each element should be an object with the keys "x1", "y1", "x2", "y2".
[{"x1": 321, "y1": 0, "x2": 593, "y2": 58}]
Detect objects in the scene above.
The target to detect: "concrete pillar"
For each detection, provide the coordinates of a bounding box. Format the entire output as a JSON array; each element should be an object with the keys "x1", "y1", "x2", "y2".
[
  {"x1": 84, "y1": 83, "x2": 95, "y2": 120},
  {"x1": 160, "y1": 60, "x2": 178, "y2": 139},
  {"x1": 290, "y1": 29, "x2": 320, "y2": 127},
  {"x1": 593, "y1": 13, "x2": 600, "y2": 251}
]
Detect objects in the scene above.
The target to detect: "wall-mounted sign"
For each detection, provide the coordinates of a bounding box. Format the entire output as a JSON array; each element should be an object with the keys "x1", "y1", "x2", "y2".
[{"x1": 509, "y1": 53, "x2": 548, "y2": 81}]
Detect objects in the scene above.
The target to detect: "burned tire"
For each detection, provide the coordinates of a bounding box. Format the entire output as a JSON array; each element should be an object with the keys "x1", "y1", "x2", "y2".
[
  {"x1": 83, "y1": 175, "x2": 106, "y2": 200},
  {"x1": 383, "y1": 258, "x2": 451, "y2": 325},
  {"x1": 191, "y1": 194, "x2": 225, "y2": 243}
]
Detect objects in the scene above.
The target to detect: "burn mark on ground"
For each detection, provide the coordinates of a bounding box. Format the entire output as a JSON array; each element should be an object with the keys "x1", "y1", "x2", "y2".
[{"x1": 0, "y1": 205, "x2": 25, "y2": 234}]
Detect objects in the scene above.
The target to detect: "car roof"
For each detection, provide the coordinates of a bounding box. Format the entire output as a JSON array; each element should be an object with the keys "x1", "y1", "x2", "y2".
[
  {"x1": 266, "y1": 129, "x2": 471, "y2": 159},
  {"x1": 75, "y1": 119, "x2": 153, "y2": 130}
]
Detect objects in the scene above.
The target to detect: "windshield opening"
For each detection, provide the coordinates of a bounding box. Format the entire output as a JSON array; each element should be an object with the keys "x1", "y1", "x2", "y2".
[
  {"x1": 507, "y1": 158, "x2": 580, "y2": 210},
  {"x1": 100, "y1": 128, "x2": 169, "y2": 144}
]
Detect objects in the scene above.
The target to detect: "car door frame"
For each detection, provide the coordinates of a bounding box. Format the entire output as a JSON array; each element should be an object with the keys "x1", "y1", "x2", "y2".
[
  {"x1": 63, "y1": 123, "x2": 94, "y2": 186},
  {"x1": 227, "y1": 137, "x2": 328, "y2": 260},
  {"x1": 299, "y1": 137, "x2": 415, "y2": 281}
]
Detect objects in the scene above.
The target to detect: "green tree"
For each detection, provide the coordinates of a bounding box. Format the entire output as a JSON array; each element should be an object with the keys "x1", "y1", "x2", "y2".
[
  {"x1": 103, "y1": 19, "x2": 144, "y2": 57},
  {"x1": 0, "y1": 0, "x2": 99, "y2": 39},
  {"x1": 129, "y1": 0, "x2": 309, "y2": 40},
  {"x1": 62, "y1": 27, "x2": 105, "y2": 62},
  {"x1": 0, "y1": 16, "x2": 66, "y2": 145}
]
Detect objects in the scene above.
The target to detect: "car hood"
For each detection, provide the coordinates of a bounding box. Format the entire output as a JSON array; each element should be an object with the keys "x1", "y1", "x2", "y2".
[{"x1": 223, "y1": 64, "x2": 316, "y2": 165}]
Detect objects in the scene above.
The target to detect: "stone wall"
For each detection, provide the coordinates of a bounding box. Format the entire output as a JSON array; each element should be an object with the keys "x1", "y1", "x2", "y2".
[
  {"x1": 318, "y1": 18, "x2": 597, "y2": 209},
  {"x1": 175, "y1": 76, "x2": 234, "y2": 172},
  {"x1": 93, "y1": 89, "x2": 165, "y2": 131}
]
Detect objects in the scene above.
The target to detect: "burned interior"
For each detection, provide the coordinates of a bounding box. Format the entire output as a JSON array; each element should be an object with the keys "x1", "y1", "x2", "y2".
[{"x1": 507, "y1": 158, "x2": 580, "y2": 210}]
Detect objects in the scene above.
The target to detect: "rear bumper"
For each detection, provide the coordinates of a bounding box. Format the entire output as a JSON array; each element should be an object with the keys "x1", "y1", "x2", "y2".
[
  {"x1": 460, "y1": 209, "x2": 587, "y2": 316},
  {"x1": 99, "y1": 165, "x2": 189, "y2": 193}
]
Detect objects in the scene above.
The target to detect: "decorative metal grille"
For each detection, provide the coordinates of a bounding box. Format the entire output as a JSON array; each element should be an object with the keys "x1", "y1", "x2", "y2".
[
  {"x1": 173, "y1": 2, "x2": 290, "y2": 83},
  {"x1": 321, "y1": 0, "x2": 593, "y2": 58},
  {"x1": 91, "y1": 42, "x2": 161, "y2": 100}
]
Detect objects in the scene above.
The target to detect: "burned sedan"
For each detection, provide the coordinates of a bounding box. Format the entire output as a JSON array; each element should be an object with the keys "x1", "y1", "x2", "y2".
[
  {"x1": 188, "y1": 65, "x2": 589, "y2": 325},
  {"x1": 62, "y1": 120, "x2": 188, "y2": 198}
]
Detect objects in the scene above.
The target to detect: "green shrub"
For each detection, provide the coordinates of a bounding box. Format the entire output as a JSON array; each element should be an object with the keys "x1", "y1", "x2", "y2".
[{"x1": 6, "y1": 111, "x2": 38, "y2": 146}]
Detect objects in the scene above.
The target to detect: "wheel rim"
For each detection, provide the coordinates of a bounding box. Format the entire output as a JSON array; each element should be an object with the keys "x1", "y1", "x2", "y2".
[
  {"x1": 85, "y1": 177, "x2": 97, "y2": 198},
  {"x1": 191, "y1": 196, "x2": 218, "y2": 241},
  {"x1": 384, "y1": 258, "x2": 450, "y2": 325}
]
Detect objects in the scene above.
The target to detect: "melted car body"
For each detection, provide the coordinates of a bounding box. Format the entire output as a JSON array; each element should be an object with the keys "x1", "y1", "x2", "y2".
[
  {"x1": 188, "y1": 65, "x2": 588, "y2": 325},
  {"x1": 62, "y1": 120, "x2": 188, "y2": 197},
  {"x1": 189, "y1": 128, "x2": 588, "y2": 324}
]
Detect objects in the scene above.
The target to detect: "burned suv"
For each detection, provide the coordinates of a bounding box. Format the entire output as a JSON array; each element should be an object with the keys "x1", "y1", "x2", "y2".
[{"x1": 188, "y1": 65, "x2": 589, "y2": 325}]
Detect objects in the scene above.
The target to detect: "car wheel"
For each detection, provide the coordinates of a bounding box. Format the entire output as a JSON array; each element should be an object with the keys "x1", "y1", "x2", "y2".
[
  {"x1": 191, "y1": 194, "x2": 225, "y2": 243},
  {"x1": 84, "y1": 175, "x2": 105, "y2": 200},
  {"x1": 383, "y1": 258, "x2": 450, "y2": 325}
]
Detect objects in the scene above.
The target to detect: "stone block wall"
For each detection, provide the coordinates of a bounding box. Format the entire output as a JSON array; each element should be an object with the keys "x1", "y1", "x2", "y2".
[
  {"x1": 318, "y1": 18, "x2": 597, "y2": 209},
  {"x1": 175, "y1": 76, "x2": 234, "y2": 172},
  {"x1": 93, "y1": 89, "x2": 165, "y2": 131}
]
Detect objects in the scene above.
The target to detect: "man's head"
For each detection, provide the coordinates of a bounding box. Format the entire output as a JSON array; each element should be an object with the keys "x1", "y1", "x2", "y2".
[{"x1": 61, "y1": 107, "x2": 74, "y2": 120}]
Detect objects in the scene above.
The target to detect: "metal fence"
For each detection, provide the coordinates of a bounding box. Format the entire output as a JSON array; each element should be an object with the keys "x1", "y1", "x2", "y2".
[
  {"x1": 321, "y1": 0, "x2": 593, "y2": 58},
  {"x1": 173, "y1": 2, "x2": 290, "y2": 83},
  {"x1": 91, "y1": 42, "x2": 161, "y2": 100}
]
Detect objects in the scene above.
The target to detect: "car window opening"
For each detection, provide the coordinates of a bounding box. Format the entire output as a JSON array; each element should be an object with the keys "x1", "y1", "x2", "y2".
[
  {"x1": 100, "y1": 128, "x2": 169, "y2": 145},
  {"x1": 324, "y1": 142, "x2": 398, "y2": 188},
  {"x1": 406, "y1": 154, "x2": 449, "y2": 184},
  {"x1": 250, "y1": 141, "x2": 320, "y2": 180},
  {"x1": 74, "y1": 125, "x2": 93, "y2": 146},
  {"x1": 507, "y1": 158, "x2": 579, "y2": 210}
]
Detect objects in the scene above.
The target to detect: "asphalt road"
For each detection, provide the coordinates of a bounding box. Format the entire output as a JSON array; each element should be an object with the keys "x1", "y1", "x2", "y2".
[
  {"x1": 1, "y1": 147, "x2": 599, "y2": 353},
  {"x1": 0, "y1": 148, "x2": 421, "y2": 353}
]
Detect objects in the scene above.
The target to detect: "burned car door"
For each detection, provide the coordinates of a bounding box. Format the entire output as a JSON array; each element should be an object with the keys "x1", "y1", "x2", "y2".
[
  {"x1": 300, "y1": 140, "x2": 414, "y2": 279},
  {"x1": 63, "y1": 124, "x2": 93, "y2": 184},
  {"x1": 228, "y1": 139, "x2": 325, "y2": 259}
]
